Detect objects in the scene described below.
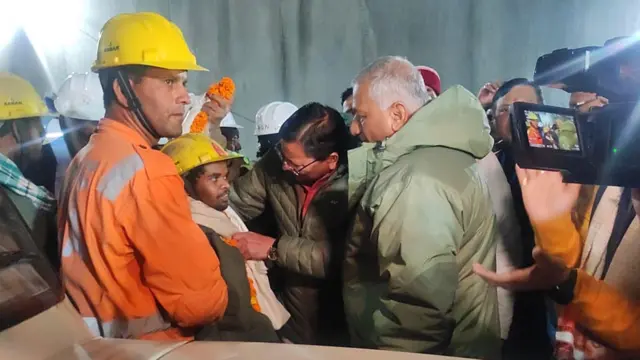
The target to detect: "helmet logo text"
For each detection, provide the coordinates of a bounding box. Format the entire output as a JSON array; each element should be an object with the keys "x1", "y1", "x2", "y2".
[{"x1": 104, "y1": 43, "x2": 120, "y2": 53}]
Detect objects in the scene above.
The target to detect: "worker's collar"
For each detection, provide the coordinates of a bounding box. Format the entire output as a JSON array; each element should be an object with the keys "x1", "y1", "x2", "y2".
[
  {"x1": 97, "y1": 118, "x2": 153, "y2": 149},
  {"x1": 301, "y1": 169, "x2": 336, "y2": 192}
]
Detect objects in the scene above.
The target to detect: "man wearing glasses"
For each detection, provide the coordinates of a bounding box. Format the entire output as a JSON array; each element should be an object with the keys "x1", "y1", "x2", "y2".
[{"x1": 228, "y1": 102, "x2": 354, "y2": 346}]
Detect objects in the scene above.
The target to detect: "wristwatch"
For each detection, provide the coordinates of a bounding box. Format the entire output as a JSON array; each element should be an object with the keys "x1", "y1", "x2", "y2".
[
  {"x1": 267, "y1": 246, "x2": 278, "y2": 262},
  {"x1": 548, "y1": 269, "x2": 578, "y2": 305}
]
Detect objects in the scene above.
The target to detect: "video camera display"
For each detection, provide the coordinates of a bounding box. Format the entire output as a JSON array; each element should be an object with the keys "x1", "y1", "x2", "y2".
[
  {"x1": 510, "y1": 102, "x2": 640, "y2": 187},
  {"x1": 524, "y1": 109, "x2": 580, "y2": 152},
  {"x1": 510, "y1": 36, "x2": 640, "y2": 186}
]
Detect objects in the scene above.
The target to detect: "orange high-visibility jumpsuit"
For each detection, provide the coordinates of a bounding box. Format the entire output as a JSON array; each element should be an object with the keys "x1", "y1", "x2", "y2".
[{"x1": 58, "y1": 119, "x2": 228, "y2": 340}]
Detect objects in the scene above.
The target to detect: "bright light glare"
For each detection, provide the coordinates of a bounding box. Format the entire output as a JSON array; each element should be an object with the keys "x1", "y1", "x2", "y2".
[
  {"x1": 45, "y1": 118, "x2": 63, "y2": 140},
  {"x1": 0, "y1": 1, "x2": 22, "y2": 49},
  {"x1": 22, "y1": 0, "x2": 85, "y2": 51},
  {"x1": 46, "y1": 132, "x2": 64, "y2": 139},
  {"x1": 0, "y1": 0, "x2": 86, "y2": 52}
]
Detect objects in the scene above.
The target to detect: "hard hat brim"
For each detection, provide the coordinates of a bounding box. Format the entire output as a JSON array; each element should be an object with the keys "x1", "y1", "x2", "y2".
[
  {"x1": 176, "y1": 152, "x2": 245, "y2": 175},
  {"x1": 91, "y1": 61, "x2": 209, "y2": 73},
  {"x1": 0, "y1": 113, "x2": 50, "y2": 121}
]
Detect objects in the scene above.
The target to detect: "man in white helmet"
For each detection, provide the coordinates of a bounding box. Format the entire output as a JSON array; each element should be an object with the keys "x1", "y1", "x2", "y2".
[
  {"x1": 45, "y1": 72, "x2": 104, "y2": 196},
  {"x1": 254, "y1": 101, "x2": 297, "y2": 159},
  {"x1": 220, "y1": 113, "x2": 243, "y2": 152}
]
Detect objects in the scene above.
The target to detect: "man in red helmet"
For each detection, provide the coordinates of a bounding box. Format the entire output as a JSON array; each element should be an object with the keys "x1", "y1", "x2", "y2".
[{"x1": 416, "y1": 65, "x2": 441, "y2": 98}]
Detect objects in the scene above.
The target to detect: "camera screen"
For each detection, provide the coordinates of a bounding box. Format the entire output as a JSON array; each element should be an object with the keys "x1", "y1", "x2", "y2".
[{"x1": 524, "y1": 110, "x2": 580, "y2": 151}]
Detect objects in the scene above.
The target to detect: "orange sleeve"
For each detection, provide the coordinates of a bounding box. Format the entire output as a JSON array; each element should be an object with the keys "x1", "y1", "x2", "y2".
[
  {"x1": 570, "y1": 270, "x2": 640, "y2": 353},
  {"x1": 532, "y1": 212, "x2": 583, "y2": 267},
  {"x1": 123, "y1": 175, "x2": 228, "y2": 328}
]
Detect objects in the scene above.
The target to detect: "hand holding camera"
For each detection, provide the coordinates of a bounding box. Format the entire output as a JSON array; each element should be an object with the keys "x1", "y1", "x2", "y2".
[{"x1": 509, "y1": 37, "x2": 640, "y2": 187}]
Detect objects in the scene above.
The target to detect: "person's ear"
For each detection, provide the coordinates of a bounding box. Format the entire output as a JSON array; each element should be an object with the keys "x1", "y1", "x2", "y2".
[
  {"x1": 389, "y1": 102, "x2": 409, "y2": 132},
  {"x1": 112, "y1": 78, "x2": 129, "y2": 108},
  {"x1": 183, "y1": 177, "x2": 199, "y2": 199},
  {"x1": 327, "y1": 152, "x2": 339, "y2": 171},
  {"x1": 112, "y1": 77, "x2": 140, "y2": 108},
  {"x1": 9, "y1": 120, "x2": 21, "y2": 144}
]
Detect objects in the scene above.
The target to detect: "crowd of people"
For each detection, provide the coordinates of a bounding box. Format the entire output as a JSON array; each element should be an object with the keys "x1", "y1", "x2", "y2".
[{"x1": 1, "y1": 10, "x2": 640, "y2": 360}]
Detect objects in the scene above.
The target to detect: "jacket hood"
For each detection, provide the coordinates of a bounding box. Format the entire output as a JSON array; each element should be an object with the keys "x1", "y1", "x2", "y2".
[{"x1": 385, "y1": 85, "x2": 493, "y2": 160}]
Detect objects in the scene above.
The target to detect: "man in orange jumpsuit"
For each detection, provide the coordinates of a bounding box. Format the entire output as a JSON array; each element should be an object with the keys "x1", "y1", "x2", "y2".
[
  {"x1": 526, "y1": 116, "x2": 543, "y2": 146},
  {"x1": 58, "y1": 12, "x2": 231, "y2": 340}
]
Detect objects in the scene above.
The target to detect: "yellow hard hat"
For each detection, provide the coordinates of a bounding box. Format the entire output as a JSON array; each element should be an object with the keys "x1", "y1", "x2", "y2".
[
  {"x1": 0, "y1": 73, "x2": 48, "y2": 121},
  {"x1": 92, "y1": 12, "x2": 207, "y2": 72},
  {"x1": 161, "y1": 133, "x2": 243, "y2": 175}
]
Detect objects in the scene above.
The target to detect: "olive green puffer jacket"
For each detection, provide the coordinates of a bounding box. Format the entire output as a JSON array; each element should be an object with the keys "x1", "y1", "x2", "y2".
[{"x1": 344, "y1": 86, "x2": 501, "y2": 359}]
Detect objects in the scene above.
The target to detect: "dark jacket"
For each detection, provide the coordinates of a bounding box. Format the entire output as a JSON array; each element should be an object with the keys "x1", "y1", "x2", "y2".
[
  {"x1": 23, "y1": 143, "x2": 57, "y2": 195},
  {"x1": 196, "y1": 225, "x2": 280, "y2": 343},
  {"x1": 0, "y1": 186, "x2": 63, "y2": 330},
  {"x1": 229, "y1": 149, "x2": 350, "y2": 345}
]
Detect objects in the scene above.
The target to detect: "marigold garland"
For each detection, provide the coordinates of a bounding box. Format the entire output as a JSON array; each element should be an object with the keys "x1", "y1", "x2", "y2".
[
  {"x1": 222, "y1": 237, "x2": 262, "y2": 313},
  {"x1": 190, "y1": 77, "x2": 236, "y2": 133}
]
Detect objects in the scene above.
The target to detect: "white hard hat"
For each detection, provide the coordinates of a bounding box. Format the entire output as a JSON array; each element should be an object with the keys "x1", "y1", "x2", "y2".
[
  {"x1": 254, "y1": 101, "x2": 298, "y2": 136},
  {"x1": 220, "y1": 112, "x2": 243, "y2": 128},
  {"x1": 54, "y1": 72, "x2": 104, "y2": 121}
]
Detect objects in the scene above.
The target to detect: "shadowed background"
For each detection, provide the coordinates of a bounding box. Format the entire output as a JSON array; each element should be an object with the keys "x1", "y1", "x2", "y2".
[{"x1": 1, "y1": 0, "x2": 638, "y2": 158}]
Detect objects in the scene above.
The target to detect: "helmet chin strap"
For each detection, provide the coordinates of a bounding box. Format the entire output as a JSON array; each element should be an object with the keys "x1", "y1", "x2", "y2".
[{"x1": 115, "y1": 69, "x2": 161, "y2": 140}]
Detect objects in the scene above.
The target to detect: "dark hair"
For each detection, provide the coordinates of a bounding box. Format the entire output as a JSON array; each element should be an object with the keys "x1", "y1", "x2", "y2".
[
  {"x1": 98, "y1": 65, "x2": 148, "y2": 109},
  {"x1": 220, "y1": 127, "x2": 239, "y2": 138},
  {"x1": 340, "y1": 87, "x2": 353, "y2": 105},
  {"x1": 257, "y1": 133, "x2": 280, "y2": 158},
  {"x1": 183, "y1": 165, "x2": 206, "y2": 189},
  {"x1": 278, "y1": 102, "x2": 354, "y2": 164},
  {"x1": 491, "y1": 78, "x2": 544, "y2": 112}
]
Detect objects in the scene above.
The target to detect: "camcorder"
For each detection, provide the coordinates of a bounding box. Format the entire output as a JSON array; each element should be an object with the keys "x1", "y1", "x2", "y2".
[{"x1": 509, "y1": 36, "x2": 640, "y2": 186}]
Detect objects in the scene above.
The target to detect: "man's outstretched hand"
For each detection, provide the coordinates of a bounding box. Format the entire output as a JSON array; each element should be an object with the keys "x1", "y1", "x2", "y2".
[
  {"x1": 473, "y1": 247, "x2": 571, "y2": 291},
  {"x1": 232, "y1": 231, "x2": 275, "y2": 261}
]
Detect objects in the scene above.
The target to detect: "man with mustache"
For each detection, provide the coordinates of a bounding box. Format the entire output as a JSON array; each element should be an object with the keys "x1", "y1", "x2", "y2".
[
  {"x1": 162, "y1": 133, "x2": 290, "y2": 342},
  {"x1": 58, "y1": 12, "x2": 231, "y2": 340}
]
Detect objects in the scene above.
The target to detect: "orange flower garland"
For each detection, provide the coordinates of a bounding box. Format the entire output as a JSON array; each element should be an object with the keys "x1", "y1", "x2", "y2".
[
  {"x1": 189, "y1": 77, "x2": 236, "y2": 133},
  {"x1": 222, "y1": 237, "x2": 262, "y2": 313}
]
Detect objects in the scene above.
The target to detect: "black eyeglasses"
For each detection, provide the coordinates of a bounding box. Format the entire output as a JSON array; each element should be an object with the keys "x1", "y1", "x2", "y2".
[{"x1": 275, "y1": 143, "x2": 318, "y2": 176}]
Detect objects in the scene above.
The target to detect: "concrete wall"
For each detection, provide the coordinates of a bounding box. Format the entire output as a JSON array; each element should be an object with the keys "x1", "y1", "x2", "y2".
[{"x1": 1, "y1": 0, "x2": 639, "y2": 159}]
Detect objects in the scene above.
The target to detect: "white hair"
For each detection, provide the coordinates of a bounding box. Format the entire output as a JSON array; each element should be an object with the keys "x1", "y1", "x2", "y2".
[{"x1": 353, "y1": 56, "x2": 431, "y2": 112}]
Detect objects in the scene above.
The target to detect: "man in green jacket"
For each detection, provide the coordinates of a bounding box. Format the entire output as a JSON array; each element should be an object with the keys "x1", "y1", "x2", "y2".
[{"x1": 344, "y1": 56, "x2": 501, "y2": 358}]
